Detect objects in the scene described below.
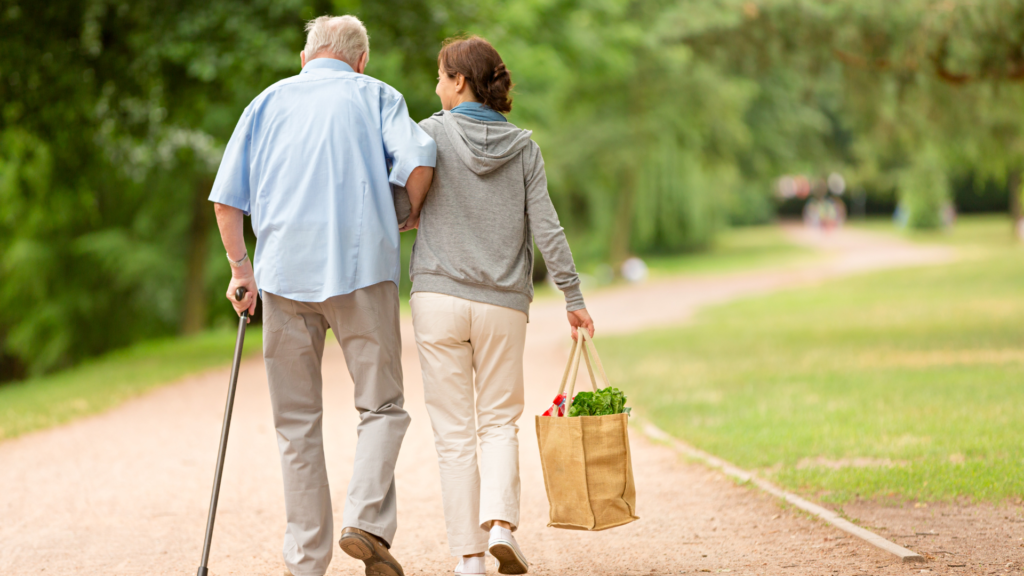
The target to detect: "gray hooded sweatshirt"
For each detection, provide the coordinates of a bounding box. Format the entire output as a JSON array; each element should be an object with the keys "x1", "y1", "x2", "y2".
[{"x1": 407, "y1": 110, "x2": 584, "y2": 316}]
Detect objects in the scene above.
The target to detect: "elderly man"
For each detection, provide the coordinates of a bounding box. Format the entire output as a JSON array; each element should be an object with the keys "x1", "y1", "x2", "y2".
[{"x1": 208, "y1": 15, "x2": 434, "y2": 576}]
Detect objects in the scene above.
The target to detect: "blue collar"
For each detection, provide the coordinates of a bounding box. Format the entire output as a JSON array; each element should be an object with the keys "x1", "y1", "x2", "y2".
[
  {"x1": 301, "y1": 58, "x2": 355, "y2": 74},
  {"x1": 450, "y1": 102, "x2": 507, "y2": 122}
]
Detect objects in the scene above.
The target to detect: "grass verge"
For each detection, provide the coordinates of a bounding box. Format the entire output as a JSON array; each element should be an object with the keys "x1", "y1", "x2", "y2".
[
  {"x1": 0, "y1": 327, "x2": 263, "y2": 441},
  {"x1": 604, "y1": 215, "x2": 1024, "y2": 503},
  {"x1": 641, "y1": 224, "x2": 813, "y2": 278}
]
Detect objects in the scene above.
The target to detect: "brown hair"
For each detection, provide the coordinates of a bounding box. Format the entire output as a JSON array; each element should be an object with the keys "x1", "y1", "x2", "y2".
[{"x1": 438, "y1": 35, "x2": 513, "y2": 114}]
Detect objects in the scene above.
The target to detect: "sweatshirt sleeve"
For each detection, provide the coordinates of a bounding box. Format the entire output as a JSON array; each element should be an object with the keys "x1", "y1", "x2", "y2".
[{"x1": 524, "y1": 142, "x2": 586, "y2": 312}]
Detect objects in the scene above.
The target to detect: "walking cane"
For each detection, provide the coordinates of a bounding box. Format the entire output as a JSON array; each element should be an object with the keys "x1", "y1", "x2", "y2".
[{"x1": 197, "y1": 286, "x2": 250, "y2": 576}]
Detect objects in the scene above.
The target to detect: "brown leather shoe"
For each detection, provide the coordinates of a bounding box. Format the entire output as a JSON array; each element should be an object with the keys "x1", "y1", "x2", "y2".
[{"x1": 338, "y1": 527, "x2": 404, "y2": 576}]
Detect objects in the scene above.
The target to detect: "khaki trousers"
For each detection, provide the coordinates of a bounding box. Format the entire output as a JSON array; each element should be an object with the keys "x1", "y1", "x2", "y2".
[
  {"x1": 263, "y1": 282, "x2": 410, "y2": 576},
  {"x1": 410, "y1": 292, "x2": 527, "y2": 556}
]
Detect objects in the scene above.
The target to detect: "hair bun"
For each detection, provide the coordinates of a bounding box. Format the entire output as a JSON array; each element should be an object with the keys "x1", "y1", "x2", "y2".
[{"x1": 492, "y1": 62, "x2": 508, "y2": 81}]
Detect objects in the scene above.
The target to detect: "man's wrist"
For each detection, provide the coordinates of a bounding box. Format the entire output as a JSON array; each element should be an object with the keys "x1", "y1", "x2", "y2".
[
  {"x1": 231, "y1": 261, "x2": 254, "y2": 279},
  {"x1": 227, "y1": 250, "x2": 249, "y2": 268}
]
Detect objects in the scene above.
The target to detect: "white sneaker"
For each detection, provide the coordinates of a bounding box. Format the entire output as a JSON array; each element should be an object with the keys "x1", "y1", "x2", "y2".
[
  {"x1": 488, "y1": 526, "x2": 529, "y2": 574},
  {"x1": 454, "y1": 555, "x2": 487, "y2": 575}
]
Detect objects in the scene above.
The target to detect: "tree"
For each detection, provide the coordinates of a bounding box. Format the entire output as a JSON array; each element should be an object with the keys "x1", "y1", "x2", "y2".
[
  {"x1": 0, "y1": 0, "x2": 306, "y2": 375},
  {"x1": 0, "y1": 0, "x2": 487, "y2": 379},
  {"x1": 665, "y1": 0, "x2": 1024, "y2": 229},
  {"x1": 6, "y1": 0, "x2": 1024, "y2": 380}
]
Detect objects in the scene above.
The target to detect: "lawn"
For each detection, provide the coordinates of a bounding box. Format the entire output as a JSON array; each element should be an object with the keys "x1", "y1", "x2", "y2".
[
  {"x1": 604, "y1": 215, "x2": 1024, "y2": 503},
  {"x1": 641, "y1": 224, "x2": 813, "y2": 278},
  {"x1": 0, "y1": 327, "x2": 263, "y2": 441},
  {"x1": 532, "y1": 224, "x2": 814, "y2": 300},
  {"x1": 849, "y1": 213, "x2": 1018, "y2": 249}
]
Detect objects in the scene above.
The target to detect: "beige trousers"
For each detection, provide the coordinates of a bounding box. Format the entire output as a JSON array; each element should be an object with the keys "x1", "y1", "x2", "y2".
[
  {"x1": 263, "y1": 282, "x2": 410, "y2": 576},
  {"x1": 410, "y1": 292, "x2": 528, "y2": 556}
]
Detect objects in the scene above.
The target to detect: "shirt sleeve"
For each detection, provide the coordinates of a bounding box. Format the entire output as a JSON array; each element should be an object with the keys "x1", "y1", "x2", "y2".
[
  {"x1": 380, "y1": 87, "x2": 436, "y2": 187},
  {"x1": 208, "y1": 104, "x2": 255, "y2": 215}
]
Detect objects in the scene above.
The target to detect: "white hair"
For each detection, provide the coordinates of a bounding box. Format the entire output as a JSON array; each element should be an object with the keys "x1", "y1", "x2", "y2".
[{"x1": 304, "y1": 15, "x2": 369, "y2": 65}]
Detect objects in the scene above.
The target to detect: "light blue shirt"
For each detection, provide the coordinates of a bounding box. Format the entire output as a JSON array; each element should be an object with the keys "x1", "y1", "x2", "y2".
[{"x1": 209, "y1": 58, "x2": 436, "y2": 302}]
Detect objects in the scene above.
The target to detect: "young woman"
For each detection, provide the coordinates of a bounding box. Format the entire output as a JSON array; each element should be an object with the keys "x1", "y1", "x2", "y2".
[{"x1": 408, "y1": 36, "x2": 595, "y2": 576}]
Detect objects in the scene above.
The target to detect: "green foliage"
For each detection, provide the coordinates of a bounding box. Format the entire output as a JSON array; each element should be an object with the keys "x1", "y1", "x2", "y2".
[
  {"x1": 492, "y1": 0, "x2": 757, "y2": 260},
  {"x1": 568, "y1": 386, "x2": 630, "y2": 417},
  {"x1": 667, "y1": 0, "x2": 1024, "y2": 225},
  {"x1": 6, "y1": 0, "x2": 1024, "y2": 381},
  {"x1": 0, "y1": 0, "x2": 479, "y2": 378},
  {"x1": 604, "y1": 216, "x2": 1024, "y2": 501},
  {"x1": 489, "y1": 0, "x2": 1024, "y2": 255},
  {"x1": 0, "y1": 0, "x2": 306, "y2": 377},
  {"x1": 900, "y1": 147, "x2": 951, "y2": 229}
]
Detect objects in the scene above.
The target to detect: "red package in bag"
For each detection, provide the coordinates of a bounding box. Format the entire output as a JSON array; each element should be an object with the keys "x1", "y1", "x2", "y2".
[{"x1": 542, "y1": 393, "x2": 567, "y2": 417}]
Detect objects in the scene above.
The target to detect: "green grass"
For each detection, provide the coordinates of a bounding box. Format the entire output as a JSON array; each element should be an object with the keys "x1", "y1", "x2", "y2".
[
  {"x1": 0, "y1": 327, "x2": 263, "y2": 441},
  {"x1": 641, "y1": 224, "x2": 813, "y2": 278},
  {"x1": 850, "y1": 213, "x2": 1019, "y2": 249},
  {"x1": 605, "y1": 215, "x2": 1024, "y2": 503}
]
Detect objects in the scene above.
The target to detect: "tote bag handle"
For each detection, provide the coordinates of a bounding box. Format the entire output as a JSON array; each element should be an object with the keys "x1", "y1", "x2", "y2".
[{"x1": 556, "y1": 330, "x2": 612, "y2": 416}]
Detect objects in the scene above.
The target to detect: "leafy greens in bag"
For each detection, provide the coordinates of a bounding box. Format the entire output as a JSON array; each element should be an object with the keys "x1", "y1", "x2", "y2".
[{"x1": 568, "y1": 386, "x2": 631, "y2": 417}]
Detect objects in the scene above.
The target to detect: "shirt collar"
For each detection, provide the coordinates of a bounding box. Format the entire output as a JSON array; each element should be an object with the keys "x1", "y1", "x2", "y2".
[
  {"x1": 301, "y1": 58, "x2": 355, "y2": 74},
  {"x1": 450, "y1": 101, "x2": 507, "y2": 123}
]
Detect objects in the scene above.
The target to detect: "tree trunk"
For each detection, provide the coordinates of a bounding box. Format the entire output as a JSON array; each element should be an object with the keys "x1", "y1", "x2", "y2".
[
  {"x1": 0, "y1": 331, "x2": 27, "y2": 383},
  {"x1": 1010, "y1": 169, "x2": 1021, "y2": 241},
  {"x1": 609, "y1": 67, "x2": 647, "y2": 270},
  {"x1": 608, "y1": 169, "x2": 637, "y2": 269},
  {"x1": 181, "y1": 178, "x2": 213, "y2": 335}
]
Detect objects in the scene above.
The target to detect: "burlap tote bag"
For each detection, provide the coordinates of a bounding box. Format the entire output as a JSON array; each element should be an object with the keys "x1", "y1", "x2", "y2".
[{"x1": 536, "y1": 331, "x2": 639, "y2": 531}]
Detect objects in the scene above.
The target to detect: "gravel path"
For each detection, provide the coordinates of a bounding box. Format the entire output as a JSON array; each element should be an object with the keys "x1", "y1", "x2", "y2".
[{"x1": 6, "y1": 225, "x2": 1008, "y2": 576}]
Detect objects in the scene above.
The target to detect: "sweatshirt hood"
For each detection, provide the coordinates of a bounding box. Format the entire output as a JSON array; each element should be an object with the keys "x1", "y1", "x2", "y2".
[{"x1": 428, "y1": 110, "x2": 533, "y2": 176}]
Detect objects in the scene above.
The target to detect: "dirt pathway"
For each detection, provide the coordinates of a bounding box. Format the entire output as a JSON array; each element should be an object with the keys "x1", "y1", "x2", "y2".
[{"x1": 1, "y1": 225, "x2": 990, "y2": 576}]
